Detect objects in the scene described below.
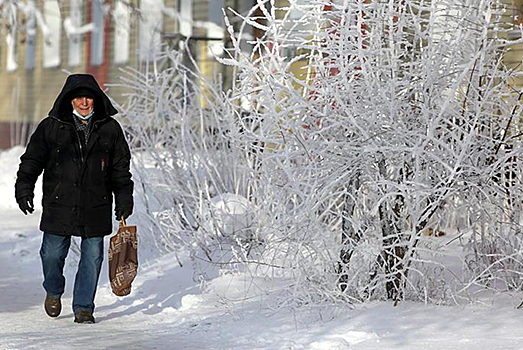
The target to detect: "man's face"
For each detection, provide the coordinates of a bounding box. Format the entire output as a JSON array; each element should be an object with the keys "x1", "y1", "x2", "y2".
[{"x1": 71, "y1": 96, "x2": 94, "y2": 117}]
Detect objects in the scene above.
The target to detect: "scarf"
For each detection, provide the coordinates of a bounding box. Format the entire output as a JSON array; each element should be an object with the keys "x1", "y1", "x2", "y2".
[{"x1": 73, "y1": 112, "x2": 93, "y2": 145}]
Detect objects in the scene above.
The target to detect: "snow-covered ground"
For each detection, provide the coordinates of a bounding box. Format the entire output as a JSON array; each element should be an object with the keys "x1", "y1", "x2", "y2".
[{"x1": 1, "y1": 147, "x2": 523, "y2": 350}]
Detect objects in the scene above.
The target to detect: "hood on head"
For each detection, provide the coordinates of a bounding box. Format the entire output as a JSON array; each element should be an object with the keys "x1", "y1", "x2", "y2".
[
  {"x1": 48, "y1": 74, "x2": 118, "y2": 120},
  {"x1": 70, "y1": 87, "x2": 96, "y2": 100}
]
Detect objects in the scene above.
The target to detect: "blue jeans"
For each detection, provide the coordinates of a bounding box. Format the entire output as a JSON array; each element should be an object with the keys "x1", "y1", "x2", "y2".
[{"x1": 40, "y1": 233, "x2": 104, "y2": 314}]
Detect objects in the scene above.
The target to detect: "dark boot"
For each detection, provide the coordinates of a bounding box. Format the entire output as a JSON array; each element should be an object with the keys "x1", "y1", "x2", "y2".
[
  {"x1": 44, "y1": 296, "x2": 61, "y2": 317},
  {"x1": 74, "y1": 310, "x2": 95, "y2": 324}
]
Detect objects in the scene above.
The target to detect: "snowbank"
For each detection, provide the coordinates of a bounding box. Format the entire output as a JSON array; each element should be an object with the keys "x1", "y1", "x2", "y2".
[
  {"x1": 208, "y1": 193, "x2": 254, "y2": 238},
  {"x1": 0, "y1": 146, "x2": 42, "y2": 210}
]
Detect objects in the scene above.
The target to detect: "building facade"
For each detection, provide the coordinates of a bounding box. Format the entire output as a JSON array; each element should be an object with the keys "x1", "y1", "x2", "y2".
[{"x1": 0, "y1": 0, "x2": 257, "y2": 148}]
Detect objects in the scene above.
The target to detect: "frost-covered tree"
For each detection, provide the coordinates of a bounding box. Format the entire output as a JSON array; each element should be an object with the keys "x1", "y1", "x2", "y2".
[{"x1": 119, "y1": 0, "x2": 523, "y2": 305}]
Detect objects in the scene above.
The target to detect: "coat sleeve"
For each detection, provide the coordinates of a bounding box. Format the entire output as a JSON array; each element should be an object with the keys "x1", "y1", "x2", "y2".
[
  {"x1": 15, "y1": 119, "x2": 50, "y2": 201},
  {"x1": 111, "y1": 121, "x2": 134, "y2": 213}
]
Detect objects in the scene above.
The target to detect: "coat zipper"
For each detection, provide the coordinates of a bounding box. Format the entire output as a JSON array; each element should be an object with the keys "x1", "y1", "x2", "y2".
[
  {"x1": 50, "y1": 115, "x2": 107, "y2": 230},
  {"x1": 51, "y1": 116, "x2": 84, "y2": 164},
  {"x1": 50, "y1": 115, "x2": 106, "y2": 165},
  {"x1": 77, "y1": 134, "x2": 85, "y2": 164}
]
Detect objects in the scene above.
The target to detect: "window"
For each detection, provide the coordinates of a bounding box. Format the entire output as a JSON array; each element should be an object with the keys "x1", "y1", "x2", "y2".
[
  {"x1": 43, "y1": 0, "x2": 61, "y2": 68},
  {"x1": 179, "y1": 0, "x2": 192, "y2": 37},
  {"x1": 25, "y1": 0, "x2": 37, "y2": 70},
  {"x1": 239, "y1": 0, "x2": 253, "y2": 52},
  {"x1": 68, "y1": 0, "x2": 82, "y2": 66},
  {"x1": 90, "y1": 0, "x2": 104, "y2": 66},
  {"x1": 139, "y1": 0, "x2": 163, "y2": 61},
  {"x1": 6, "y1": 4, "x2": 18, "y2": 71},
  {"x1": 207, "y1": 0, "x2": 224, "y2": 56},
  {"x1": 114, "y1": 0, "x2": 130, "y2": 64}
]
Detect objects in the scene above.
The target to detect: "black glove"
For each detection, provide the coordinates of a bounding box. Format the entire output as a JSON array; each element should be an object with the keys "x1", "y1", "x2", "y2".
[
  {"x1": 115, "y1": 209, "x2": 132, "y2": 221},
  {"x1": 17, "y1": 196, "x2": 34, "y2": 215}
]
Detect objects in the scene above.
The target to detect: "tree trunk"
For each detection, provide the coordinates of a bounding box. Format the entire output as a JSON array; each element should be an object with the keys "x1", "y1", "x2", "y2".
[
  {"x1": 337, "y1": 173, "x2": 361, "y2": 292},
  {"x1": 377, "y1": 158, "x2": 406, "y2": 301}
]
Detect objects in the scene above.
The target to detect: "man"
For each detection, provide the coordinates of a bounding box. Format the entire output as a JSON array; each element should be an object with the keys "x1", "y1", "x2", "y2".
[{"x1": 15, "y1": 74, "x2": 134, "y2": 324}]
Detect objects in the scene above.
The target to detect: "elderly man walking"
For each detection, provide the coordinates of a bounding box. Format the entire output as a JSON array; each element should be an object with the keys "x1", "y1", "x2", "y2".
[{"x1": 15, "y1": 74, "x2": 134, "y2": 324}]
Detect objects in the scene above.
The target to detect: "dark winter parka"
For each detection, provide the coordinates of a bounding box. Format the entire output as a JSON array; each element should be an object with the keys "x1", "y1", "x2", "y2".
[{"x1": 15, "y1": 74, "x2": 134, "y2": 237}]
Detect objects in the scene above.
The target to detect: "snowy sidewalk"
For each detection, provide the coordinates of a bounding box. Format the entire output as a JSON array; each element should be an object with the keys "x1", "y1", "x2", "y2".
[
  {"x1": 0, "y1": 209, "x2": 205, "y2": 350},
  {"x1": 1, "y1": 208, "x2": 523, "y2": 350}
]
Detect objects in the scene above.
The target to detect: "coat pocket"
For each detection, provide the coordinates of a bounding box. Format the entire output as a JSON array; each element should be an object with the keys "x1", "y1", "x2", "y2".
[
  {"x1": 89, "y1": 189, "x2": 112, "y2": 208},
  {"x1": 44, "y1": 183, "x2": 61, "y2": 206}
]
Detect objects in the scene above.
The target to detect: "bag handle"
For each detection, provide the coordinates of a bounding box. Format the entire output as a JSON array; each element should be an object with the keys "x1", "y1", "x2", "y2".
[{"x1": 120, "y1": 216, "x2": 127, "y2": 227}]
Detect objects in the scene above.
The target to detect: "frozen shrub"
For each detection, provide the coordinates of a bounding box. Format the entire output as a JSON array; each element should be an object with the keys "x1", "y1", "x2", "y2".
[{"x1": 117, "y1": 0, "x2": 523, "y2": 305}]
